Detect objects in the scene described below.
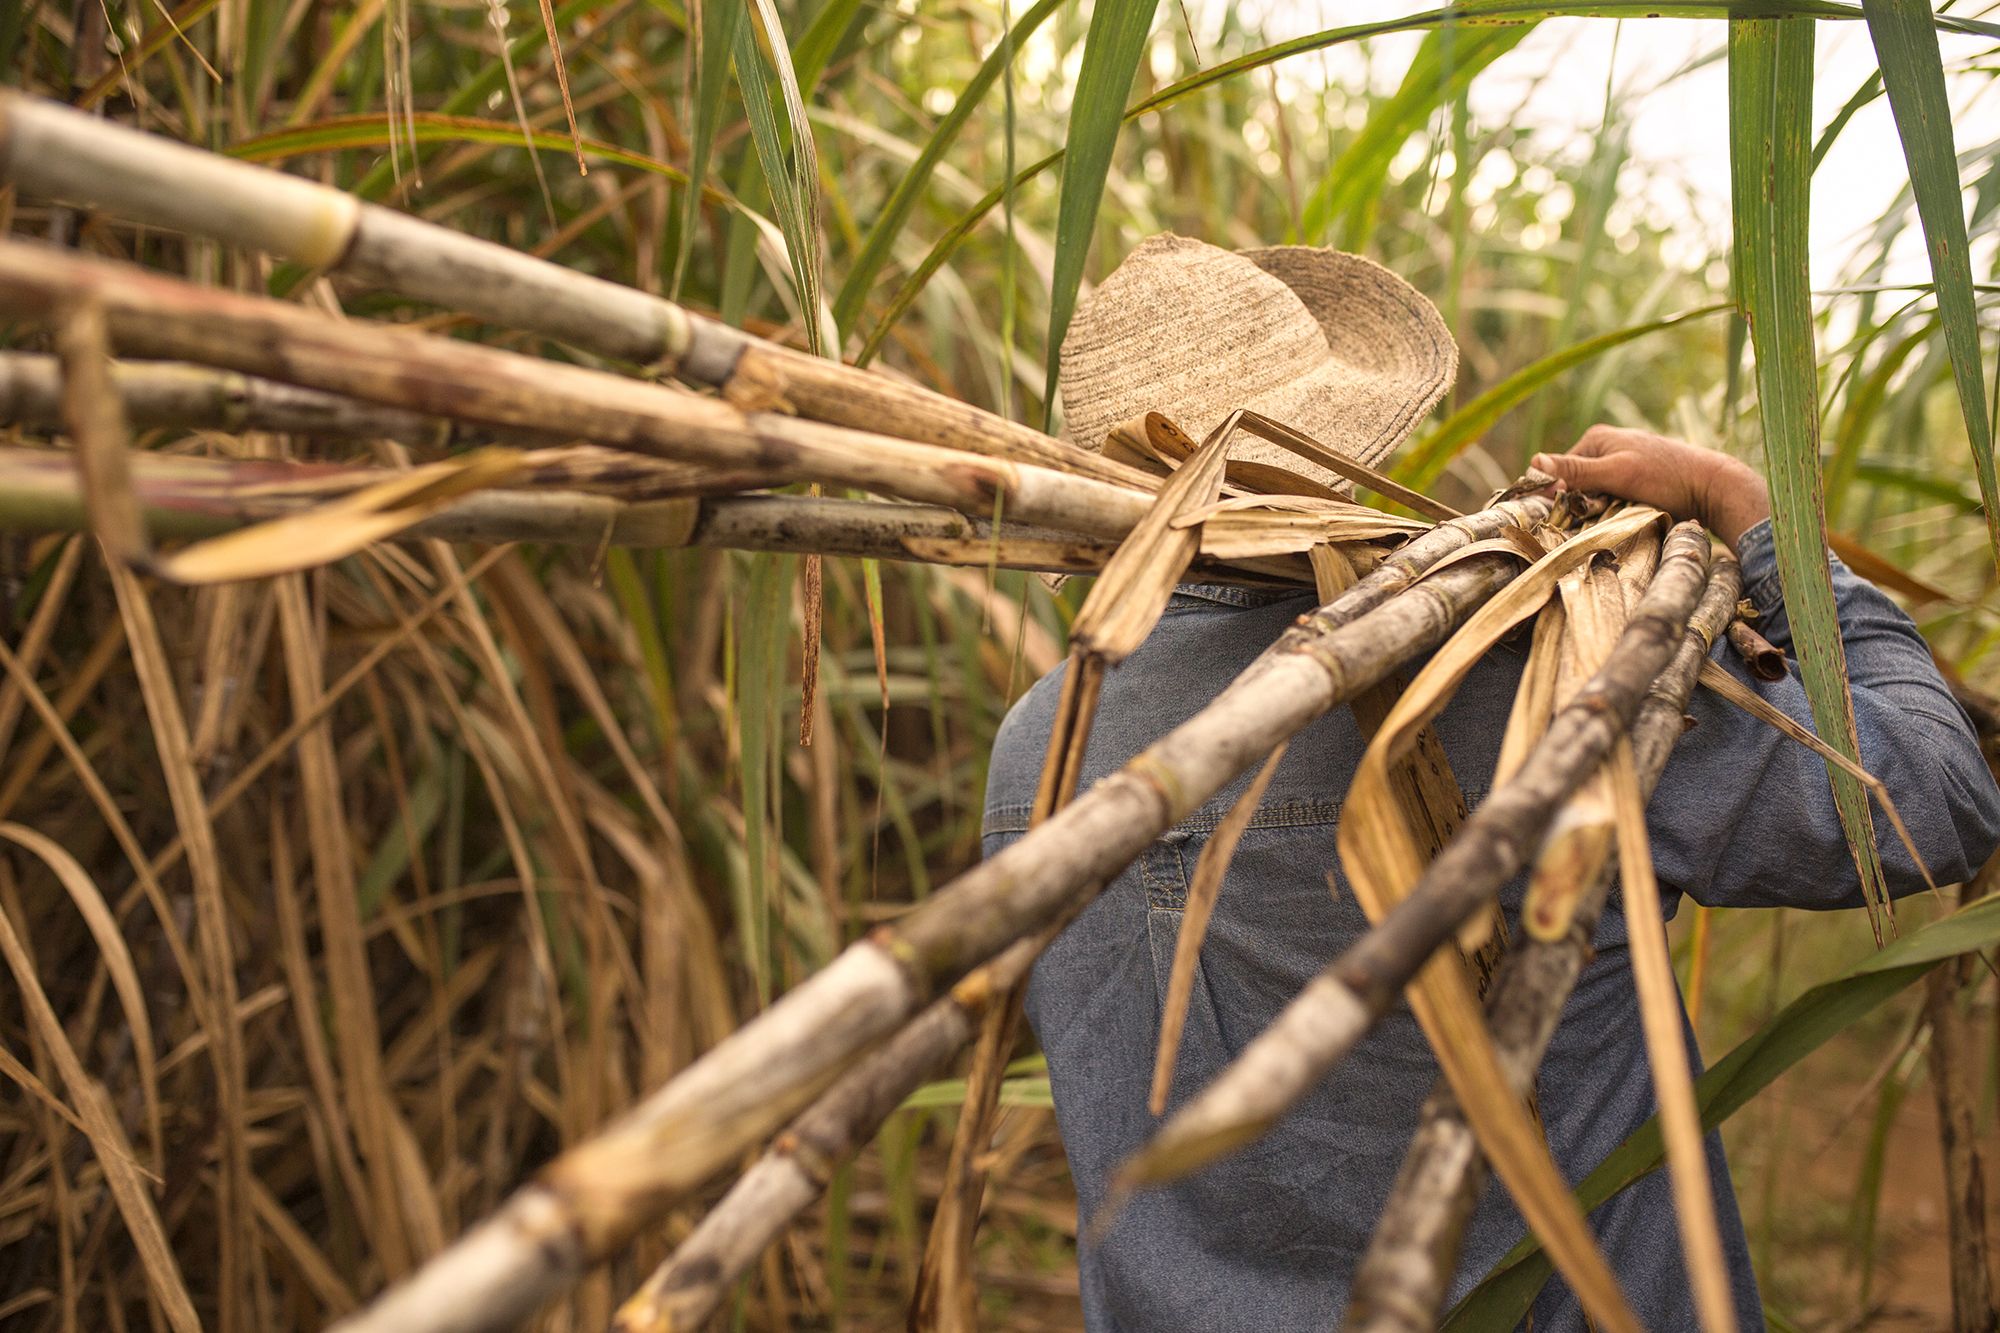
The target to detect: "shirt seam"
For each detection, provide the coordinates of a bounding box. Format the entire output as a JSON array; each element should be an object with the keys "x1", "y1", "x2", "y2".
[{"x1": 1172, "y1": 582, "x2": 1308, "y2": 609}]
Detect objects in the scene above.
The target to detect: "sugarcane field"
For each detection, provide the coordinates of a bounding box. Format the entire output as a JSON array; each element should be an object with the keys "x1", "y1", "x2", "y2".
[{"x1": 4, "y1": 0, "x2": 2000, "y2": 1329}]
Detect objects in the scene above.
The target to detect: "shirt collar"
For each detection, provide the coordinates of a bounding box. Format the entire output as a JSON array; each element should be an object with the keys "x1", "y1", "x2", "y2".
[{"x1": 1171, "y1": 581, "x2": 1309, "y2": 609}]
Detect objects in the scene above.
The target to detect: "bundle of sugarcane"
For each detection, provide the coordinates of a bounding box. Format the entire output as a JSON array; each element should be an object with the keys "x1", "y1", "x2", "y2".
[
  {"x1": 0, "y1": 88, "x2": 1811, "y2": 1333},
  {"x1": 325, "y1": 504, "x2": 1774, "y2": 1333}
]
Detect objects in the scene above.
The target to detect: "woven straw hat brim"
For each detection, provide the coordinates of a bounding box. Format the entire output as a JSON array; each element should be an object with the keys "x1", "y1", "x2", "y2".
[{"x1": 1058, "y1": 234, "x2": 1456, "y2": 488}]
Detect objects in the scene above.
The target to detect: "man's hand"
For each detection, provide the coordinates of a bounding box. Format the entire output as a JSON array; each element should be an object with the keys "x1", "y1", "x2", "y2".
[{"x1": 1531, "y1": 425, "x2": 1772, "y2": 550}]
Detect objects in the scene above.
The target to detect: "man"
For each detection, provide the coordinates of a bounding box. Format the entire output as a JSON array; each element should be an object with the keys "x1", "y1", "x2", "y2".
[{"x1": 981, "y1": 235, "x2": 2000, "y2": 1330}]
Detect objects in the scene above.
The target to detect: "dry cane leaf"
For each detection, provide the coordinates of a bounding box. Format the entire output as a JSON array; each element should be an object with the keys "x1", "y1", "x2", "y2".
[
  {"x1": 1179, "y1": 492, "x2": 1408, "y2": 520},
  {"x1": 1030, "y1": 652, "x2": 1105, "y2": 826},
  {"x1": 102, "y1": 453, "x2": 257, "y2": 1320},
  {"x1": 1339, "y1": 507, "x2": 1666, "y2": 920},
  {"x1": 248, "y1": 1174, "x2": 359, "y2": 1315},
  {"x1": 1235, "y1": 410, "x2": 1464, "y2": 522},
  {"x1": 0, "y1": 822, "x2": 163, "y2": 1171},
  {"x1": 1223, "y1": 458, "x2": 1347, "y2": 500},
  {"x1": 274, "y1": 571, "x2": 422, "y2": 1276},
  {"x1": 1323, "y1": 541, "x2": 1493, "y2": 981},
  {"x1": 1608, "y1": 741, "x2": 1739, "y2": 1333},
  {"x1": 1410, "y1": 941, "x2": 1643, "y2": 1333},
  {"x1": 1150, "y1": 743, "x2": 1289, "y2": 1116},
  {"x1": 1406, "y1": 529, "x2": 1559, "y2": 590},
  {"x1": 151, "y1": 449, "x2": 528, "y2": 584},
  {"x1": 1193, "y1": 509, "x2": 1429, "y2": 559},
  {"x1": 54, "y1": 297, "x2": 153, "y2": 567},
  {"x1": 1103, "y1": 414, "x2": 1182, "y2": 476},
  {"x1": 0, "y1": 629, "x2": 215, "y2": 1071},
  {"x1": 0, "y1": 1039, "x2": 97, "y2": 1138},
  {"x1": 1308, "y1": 542, "x2": 1358, "y2": 600},
  {"x1": 1070, "y1": 413, "x2": 1232, "y2": 662},
  {"x1": 1515, "y1": 532, "x2": 1661, "y2": 941},
  {"x1": 1495, "y1": 598, "x2": 1566, "y2": 789},
  {"x1": 0, "y1": 893, "x2": 196, "y2": 1333}
]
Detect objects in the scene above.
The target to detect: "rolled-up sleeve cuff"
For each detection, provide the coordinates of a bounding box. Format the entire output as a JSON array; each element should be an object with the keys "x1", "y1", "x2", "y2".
[{"x1": 1734, "y1": 517, "x2": 1784, "y2": 617}]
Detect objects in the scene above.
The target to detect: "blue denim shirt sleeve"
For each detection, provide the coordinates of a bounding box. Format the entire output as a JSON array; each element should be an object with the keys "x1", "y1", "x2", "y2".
[{"x1": 1647, "y1": 517, "x2": 2000, "y2": 909}]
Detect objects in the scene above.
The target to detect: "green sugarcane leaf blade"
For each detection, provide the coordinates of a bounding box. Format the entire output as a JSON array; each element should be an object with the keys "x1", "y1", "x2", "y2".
[
  {"x1": 1728, "y1": 15, "x2": 1891, "y2": 935},
  {"x1": 1853, "y1": 458, "x2": 1986, "y2": 515},
  {"x1": 737, "y1": 552, "x2": 796, "y2": 1005},
  {"x1": 1445, "y1": 893, "x2": 2000, "y2": 1332},
  {"x1": 833, "y1": 0, "x2": 1068, "y2": 337},
  {"x1": 1393, "y1": 304, "x2": 1732, "y2": 492},
  {"x1": 1861, "y1": 0, "x2": 1999, "y2": 570},
  {"x1": 674, "y1": 0, "x2": 746, "y2": 297},
  {"x1": 1301, "y1": 21, "x2": 1534, "y2": 248},
  {"x1": 1041, "y1": 0, "x2": 1161, "y2": 431},
  {"x1": 736, "y1": 0, "x2": 831, "y2": 354},
  {"x1": 1810, "y1": 68, "x2": 1883, "y2": 171},
  {"x1": 901, "y1": 1075, "x2": 1054, "y2": 1111},
  {"x1": 791, "y1": 0, "x2": 866, "y2": 96}
]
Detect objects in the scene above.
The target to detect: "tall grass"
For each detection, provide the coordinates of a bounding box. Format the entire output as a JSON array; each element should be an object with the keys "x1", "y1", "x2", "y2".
[{"x1": 0, "y1": 0, "x2": 1995, "y2": 1327}]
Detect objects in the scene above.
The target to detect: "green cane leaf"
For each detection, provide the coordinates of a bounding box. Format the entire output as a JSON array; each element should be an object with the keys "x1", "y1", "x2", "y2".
[
  {"x1": 674, "y1": 0, "x2": 746, "y2": 298},
  {"x1": 1041, "y1": 0, "x2": 1161, "y2": 431},
  {"x1": 231, "y1": 113, "x2": 705, "y2": 187},
  {"x1": 791, "y1": 0, "x2": 867, "y2": 96},
  {"x1": 736, "y1": 0, "x2": 833, "y2": 355},
  {"x1": 1728, "y1": 14, "x2": 1891, "y2": 938},
  {"x1": 1301, "y1": 20, "x2": 1534, "y2": 249},
  {"x1": 1810, "y1": 67, "x2": 1883, "y2": 171},
  {"x1": 1860, "y1": 0, "x2": 1999, "y2": 572},
  {"x1": 832, "y1": 0, "x2": 1069, "y2": 338},
  {"x1": 1392, "y1": 303, "x2": 1732, "y2": 492},
  {"x1": 738, "y1": 552, "x2": 797, "y2": 1006}
]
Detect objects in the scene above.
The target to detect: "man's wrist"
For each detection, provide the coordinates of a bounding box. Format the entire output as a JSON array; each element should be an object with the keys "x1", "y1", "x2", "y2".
[{"x1": 1701, "y1": 458, "x2": 1770, "y2": 550}]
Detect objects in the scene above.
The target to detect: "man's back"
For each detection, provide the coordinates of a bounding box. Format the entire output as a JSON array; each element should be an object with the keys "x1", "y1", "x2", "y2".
[{"x1": 982, "y1": 526, "x2": 2000, "y2": 1330}]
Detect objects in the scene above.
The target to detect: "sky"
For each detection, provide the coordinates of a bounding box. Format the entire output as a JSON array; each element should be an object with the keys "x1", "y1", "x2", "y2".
[{"x1": 1201, "y1": 2, "x2": 1999, "y2": 288}]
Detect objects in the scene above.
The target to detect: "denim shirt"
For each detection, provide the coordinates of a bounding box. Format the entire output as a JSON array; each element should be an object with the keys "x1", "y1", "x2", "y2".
[{"x1": 981, "y1": 520, "x2": 2000, "y2": 1331}]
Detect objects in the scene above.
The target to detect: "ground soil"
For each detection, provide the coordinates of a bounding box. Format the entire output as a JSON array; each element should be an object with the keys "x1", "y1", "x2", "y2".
[{"x1": 1733, "y1": 1053, "x2": 1999, "y2": 1332}]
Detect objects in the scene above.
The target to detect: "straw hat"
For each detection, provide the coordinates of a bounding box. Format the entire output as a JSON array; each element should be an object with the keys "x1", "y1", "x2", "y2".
[{"x1": 1057, "y1": 233, "x2": 1456, "y2": 489}]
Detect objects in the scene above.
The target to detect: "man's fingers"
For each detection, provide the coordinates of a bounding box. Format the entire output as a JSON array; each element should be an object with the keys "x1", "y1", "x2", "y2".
[
  {"x1": 1530, "y1": 450, "x2": 1622, "y2": 490},
  {"x1": 1568, "y1": 424, "x2": 1628, "y2": 458}
]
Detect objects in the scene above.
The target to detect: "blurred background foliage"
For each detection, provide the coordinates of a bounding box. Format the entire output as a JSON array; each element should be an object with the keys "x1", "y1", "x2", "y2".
[{"x1": 0, "y1": 0, "x2": 1996, "y2": 1328}]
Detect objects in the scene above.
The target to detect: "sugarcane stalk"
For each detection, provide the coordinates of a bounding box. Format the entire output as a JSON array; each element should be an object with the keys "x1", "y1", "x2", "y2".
[
  {"x1": 611, "y1": 897, "x2": 1095, "y2": 1333},
  {"x1": 332, "y1": 496, "x2": 1550, "y2": 1333},
  {"x1": 613, "y1": 997, "x2": 974, "y2": 1333},
  {"x1": 1343, "y1": 557, "x2": 1741, "y2": 1333},
  {"x1": 0, "y1": 240, "x2": 1156, "y2": 542},
  {"x1": 0, "y1": 445, "x2": 1136, "y2": 572},
  {"x1": 0, "y1": 91, "x2": 1152, "y2": 493},
  {"x1": 1119, "y1": 521, "x2": 1713, "y2": 1194},
  {"x1": 1724, "y1": 614, "x2": 1785, "y2": 681},
  {"x1": 0, "y1": 350, "x2": 605, "y2": 452},
  {"x1": 0, "y1": 351, "x2": 489, "y2": 444}
]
